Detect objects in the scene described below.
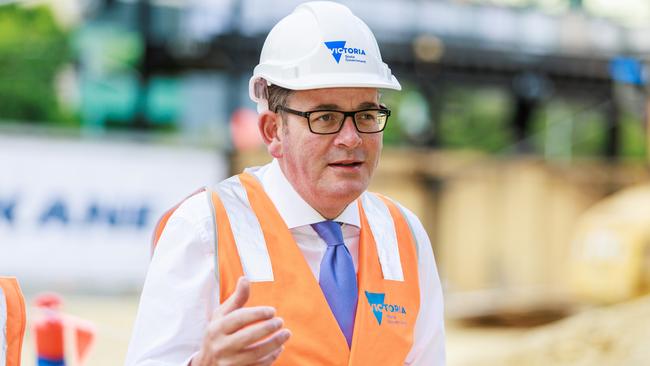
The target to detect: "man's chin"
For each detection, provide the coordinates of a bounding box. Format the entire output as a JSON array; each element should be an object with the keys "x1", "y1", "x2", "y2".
[{"x1": 321, "y1": 182, "x2": 367, "y2": 202}]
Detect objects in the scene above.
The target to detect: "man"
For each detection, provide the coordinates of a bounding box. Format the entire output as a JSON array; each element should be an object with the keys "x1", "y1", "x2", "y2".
[{"x1": 126, "y1": 2, "x2": 445, "y2": 365}]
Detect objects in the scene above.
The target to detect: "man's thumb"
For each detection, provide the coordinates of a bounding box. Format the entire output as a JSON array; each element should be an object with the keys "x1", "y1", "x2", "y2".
[{"x1": 218, "y1": 276, "x2": 250, "y2": 316}]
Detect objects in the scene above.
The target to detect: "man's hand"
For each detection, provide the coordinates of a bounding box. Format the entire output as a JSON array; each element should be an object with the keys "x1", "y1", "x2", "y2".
[{"x1": 191, "y1": 277, "x2": 291, "y2": 366}]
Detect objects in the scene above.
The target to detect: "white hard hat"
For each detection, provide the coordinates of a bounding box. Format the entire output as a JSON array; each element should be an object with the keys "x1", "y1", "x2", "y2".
[{"x1": 249, "y1": 1, "x2": 401, "y2": 111}]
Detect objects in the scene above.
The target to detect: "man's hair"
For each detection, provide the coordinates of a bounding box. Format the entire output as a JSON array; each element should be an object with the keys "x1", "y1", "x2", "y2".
[{"x1": 267, "y1": 84, "x2": 293, "y2": 115}]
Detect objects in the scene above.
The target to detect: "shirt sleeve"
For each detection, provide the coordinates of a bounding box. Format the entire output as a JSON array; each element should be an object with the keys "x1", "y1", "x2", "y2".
[
  {"x1": 401, "y1": 206, "x2": 446, "y2": 366},
  {"x1": 124, "y1": 192, "x2": 218, "y2": 366}
]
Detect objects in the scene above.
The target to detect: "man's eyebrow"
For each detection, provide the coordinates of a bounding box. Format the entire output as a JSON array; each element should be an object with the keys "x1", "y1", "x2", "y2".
[
  {"x1": 358, "y1": 101, "x2": 380, "y2": 109},
  {"x1": 310, "y1": 101, "x2": 380, "y2": 110}
]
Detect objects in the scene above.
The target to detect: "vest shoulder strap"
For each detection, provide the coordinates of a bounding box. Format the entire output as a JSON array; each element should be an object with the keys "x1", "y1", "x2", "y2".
[
  {"x1": 373, "y1": 193, "x2": 421, "y2": 261},
  {"x1": 209, "y1": 175, "x2": 417, "y2": 283},
  {"x1": 0, "y1": 277, "x2": 26, "y2": 366},
  {"x1": 214, "y1": 175, "x2": 273, "y2": 282},
  {"x1": 360, "y1": 192, "x2": 407, "y2": 281}
]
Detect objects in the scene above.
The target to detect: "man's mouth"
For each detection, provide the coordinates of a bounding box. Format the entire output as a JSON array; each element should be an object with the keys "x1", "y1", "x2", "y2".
[{"x1": 329, "y1": 160, "x2": 363, "y2": 168}]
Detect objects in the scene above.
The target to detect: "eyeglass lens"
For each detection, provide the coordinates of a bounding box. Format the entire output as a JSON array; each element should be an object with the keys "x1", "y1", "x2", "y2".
[{"x1": 308, "y1": 110, "x2": 388, "y2": 133}]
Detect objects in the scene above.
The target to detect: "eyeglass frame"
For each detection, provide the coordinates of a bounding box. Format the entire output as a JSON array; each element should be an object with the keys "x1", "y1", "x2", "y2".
[{"x1": 275, "y1": 105, "x2": 391, "y2": 135}]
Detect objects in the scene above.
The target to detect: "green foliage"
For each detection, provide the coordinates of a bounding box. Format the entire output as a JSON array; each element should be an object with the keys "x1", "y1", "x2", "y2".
[
  {"x1": 529, "y1": 98, "x2": 647, "y2": 161},
  {"x1": 382, "y1": 84, "x2": 647, "y2": 161},
  {"x1": 438, "y1": 86, "x2": 512, "y2": 152},
  {"x1": 530, "y1": 98, "x2": 608, "y2": 158},
  {"x1": 379, "y1": 89, "x2": 408, "y2": 146},
  {"x1": 0, "y1": 4, "x2": 73, "y2": 124},
  {"x1": 619, "y1": 112, "x2": 647, "y2": 159},
  {"x1": 72, "y1": 24, "x2": 142, "y2": 75}
]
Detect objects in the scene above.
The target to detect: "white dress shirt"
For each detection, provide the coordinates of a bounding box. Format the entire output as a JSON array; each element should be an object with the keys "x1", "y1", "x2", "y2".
[{"x1": 125, "y1": 159, "x2": 445, "y2": 365}]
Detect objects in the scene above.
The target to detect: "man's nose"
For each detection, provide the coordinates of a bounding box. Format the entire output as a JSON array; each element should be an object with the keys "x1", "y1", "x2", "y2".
[{"x1": 334, "y1": 116, "x2": 362, "y2": 148}]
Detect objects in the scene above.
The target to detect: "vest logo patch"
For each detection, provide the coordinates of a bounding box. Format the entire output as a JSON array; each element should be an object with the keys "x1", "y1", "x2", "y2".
[{"x1": 364, "y1": 291, "x2": 407, "y2": 326}]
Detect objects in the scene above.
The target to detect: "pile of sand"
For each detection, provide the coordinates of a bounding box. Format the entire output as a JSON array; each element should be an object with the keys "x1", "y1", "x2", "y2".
[{"x1": 494, "y1": 295, "x2": 650, "y2": 365}]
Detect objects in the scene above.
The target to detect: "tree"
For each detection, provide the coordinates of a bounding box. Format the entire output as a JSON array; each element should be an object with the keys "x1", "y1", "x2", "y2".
[{"x1": 0, "y1": 4, "x2": 72, "y2": 124}]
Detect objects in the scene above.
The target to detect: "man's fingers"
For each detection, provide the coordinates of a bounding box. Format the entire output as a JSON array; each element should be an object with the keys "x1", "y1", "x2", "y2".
[
  {"x1": 247, "y1": 346, "x2": 284, "y2": 366},
  {"x1": 216, "y1": 276, "x2": 250, "y2": 316},
  {"x1": 200, "y1": 276, "x2": 289, "y2": 365},
  {"x1": 231, "y1": 329, "x2": 291, "y2": 365},
  {"x1": 228, "y1": 317, "x2": 287, "y2": 349},
  {"x1": 220, "y1": 306, "x2": 276, "y2": 334}
]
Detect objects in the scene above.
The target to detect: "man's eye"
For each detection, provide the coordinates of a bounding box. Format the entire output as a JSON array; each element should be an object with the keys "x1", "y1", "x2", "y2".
[
  {"x1": 315, "y1": 113, "x2": 337, "y2": 122},
  {"x1": 358, "y1": 112, "x2": 376, "y2": 121}
]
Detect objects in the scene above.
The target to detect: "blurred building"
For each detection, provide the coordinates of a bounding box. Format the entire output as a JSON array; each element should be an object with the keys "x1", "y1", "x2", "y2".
[{"x1": 67, "y1": 0, "x2": 650, "y2": 158}]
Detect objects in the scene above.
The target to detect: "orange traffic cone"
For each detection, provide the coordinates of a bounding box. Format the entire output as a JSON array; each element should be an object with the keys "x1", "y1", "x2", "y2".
[
  {"x1": 32, "y1": 293, "x2": 96, "y2": 366},
  {"x1": 33, "y1": 294, "x2": 65, "y2": 366}
]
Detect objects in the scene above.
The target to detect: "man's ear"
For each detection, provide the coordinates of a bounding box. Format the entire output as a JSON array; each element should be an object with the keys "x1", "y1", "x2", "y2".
[{"x1": 258, "y1": 110, "x2": 283, "y2": 158}]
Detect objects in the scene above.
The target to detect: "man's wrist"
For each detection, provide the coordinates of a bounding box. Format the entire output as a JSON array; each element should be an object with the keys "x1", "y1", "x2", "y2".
[{"x1": 188, "y1": 350, "x2": 203, "y2": 366}]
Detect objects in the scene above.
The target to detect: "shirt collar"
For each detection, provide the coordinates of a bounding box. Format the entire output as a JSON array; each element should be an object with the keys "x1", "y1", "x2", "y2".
[{"x1": 247, "y1": 159, "x2": 360, "y2": 229}]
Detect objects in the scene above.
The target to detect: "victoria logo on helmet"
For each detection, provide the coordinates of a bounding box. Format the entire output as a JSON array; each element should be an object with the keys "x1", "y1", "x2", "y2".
[{"x1": 324, "y1": 41, "x2": 367, "y2": 64}]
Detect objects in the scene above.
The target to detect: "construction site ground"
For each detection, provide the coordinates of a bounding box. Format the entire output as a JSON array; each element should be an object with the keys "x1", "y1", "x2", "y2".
[{"x1": 19, "y1": 294, "x2": 650, "y2": 365}]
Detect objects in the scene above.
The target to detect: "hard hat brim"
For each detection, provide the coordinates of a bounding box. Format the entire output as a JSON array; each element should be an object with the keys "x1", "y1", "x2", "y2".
[{"x1": 249, "y1": 74, "x2": 401, "y2": 103}]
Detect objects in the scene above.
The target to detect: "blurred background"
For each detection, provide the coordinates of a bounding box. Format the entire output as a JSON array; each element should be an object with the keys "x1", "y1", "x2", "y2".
[{"x1": 1, "y1": 0, "x2": 650, "y2": 365}]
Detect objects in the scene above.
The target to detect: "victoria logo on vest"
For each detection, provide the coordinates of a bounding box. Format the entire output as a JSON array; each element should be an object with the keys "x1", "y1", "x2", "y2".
[{"x1": 364, "y1": 291, "x2": 407, "y2": 326}]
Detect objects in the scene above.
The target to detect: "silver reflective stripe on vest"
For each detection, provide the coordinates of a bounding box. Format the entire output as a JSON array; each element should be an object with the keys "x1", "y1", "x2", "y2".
[
  {"x1": 216, "y1": 176, "x2": 274, "y2": 282},
  {"x1": 394, "y1": 203, "x2": 420, "y2": 261},
  {"x1": 206, "y1": 189, "x2": 220, "y2": 284},
  {"x1": 361, "y1": 192, "x2": 404, "y2": 281},
  {"x1": 1, "y1": 287, "x2": 7, "y2": 366}
]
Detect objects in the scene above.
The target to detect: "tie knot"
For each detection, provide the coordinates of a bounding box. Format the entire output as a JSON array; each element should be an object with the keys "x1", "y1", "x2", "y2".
[{"x1": 311, "y1": 220, "x2": 345, "y2": 247}]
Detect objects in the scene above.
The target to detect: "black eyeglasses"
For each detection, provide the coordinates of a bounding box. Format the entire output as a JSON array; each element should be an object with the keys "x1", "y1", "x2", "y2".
[{"x1": 275, "y1": 105, "x2": 391, "y2": 135}]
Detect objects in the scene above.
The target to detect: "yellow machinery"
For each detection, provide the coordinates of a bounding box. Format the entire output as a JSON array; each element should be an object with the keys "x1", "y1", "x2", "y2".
[{"x1": 569, "y1": 184, "x2": 650, "y2": 303}]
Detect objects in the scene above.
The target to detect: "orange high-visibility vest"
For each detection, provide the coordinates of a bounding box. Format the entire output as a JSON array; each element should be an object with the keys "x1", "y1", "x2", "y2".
[
  {"x1": 212, "y1": 173, "x2": 421, "y2": 365},
  {"x1": 0, "y1": 277, "x2": 26, "y2": 366}
]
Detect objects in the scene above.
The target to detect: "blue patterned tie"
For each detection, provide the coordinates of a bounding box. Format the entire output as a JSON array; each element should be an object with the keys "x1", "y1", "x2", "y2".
[{"x1": 311, "y1": 220, "x2": 358, "y2": 347}]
